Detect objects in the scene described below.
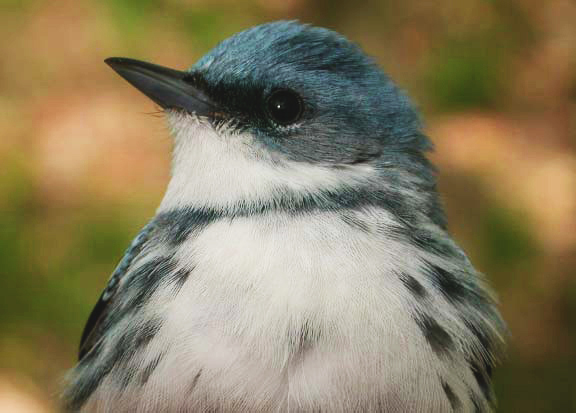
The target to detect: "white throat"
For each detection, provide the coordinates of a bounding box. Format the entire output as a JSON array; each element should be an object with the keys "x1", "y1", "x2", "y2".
[{"x1": 157, "y1": 113, "x2": 378, "y2": 212}]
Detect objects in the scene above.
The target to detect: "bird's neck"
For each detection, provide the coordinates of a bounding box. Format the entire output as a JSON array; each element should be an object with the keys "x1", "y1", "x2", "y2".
[
  {"x1": 158, "y1": 115, "x2": 444, "y2": 231},
  {"x1": 160, "y1": 119, "x2": 375, "y2": 212}
]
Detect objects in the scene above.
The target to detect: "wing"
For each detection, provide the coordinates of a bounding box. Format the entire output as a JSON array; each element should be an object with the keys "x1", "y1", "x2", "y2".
[{"x1": 78, "y1": 222, "x2": 156, "y2": 360}]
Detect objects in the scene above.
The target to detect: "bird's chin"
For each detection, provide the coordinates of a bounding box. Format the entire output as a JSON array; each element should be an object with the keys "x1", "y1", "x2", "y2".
[{"x1": 165, "y1": 108, "x2": 212, "y2": 128}]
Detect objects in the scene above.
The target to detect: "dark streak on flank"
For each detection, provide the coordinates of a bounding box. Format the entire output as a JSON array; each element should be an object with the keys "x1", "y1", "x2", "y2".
[
  {"x1": 117, "y1": 321, "x2": 162, "y2": 389},
  {"x1": 470, "y1": 361, "x2": 493, "y2": 404},
  {"x1": 115, "y1": 320, "x2": 161, "y2": 390},
  {"x1": 65, "y1": 330, "x2": 131, "y2": 410},
  {"x1": 64, "y1": 339, "x2": 106, "y2": 410},
  {"x1": 441, "y1": 380, "x2": 460, "y2": 410},
  {"x1": 189, "y1": 369, "x2": 203, "y2": 393},
  {"x1": 140, "y1": 353, "x2": 165, "y2": 385},
  {"x1": 398, "y1": 272, "x2": 427, "y2": 299},
  {"x1": 424, "y1": 263, "x2": 468, "y2": 303},
  {"x1": 116, "y1": 361, "x2": 137, "y2": 390},
  {"x1": 470, "y1": 393, "x2": 483, "y2": 413},
  {"x1": 133, "y1": 319, "x2": 162, "y2": 351},
  {"x1": 463, "y1": 317, "x2": 498, "y2": 384},
  {"x1": 170, "y1": 266, "x2": 194, "y2": 291},
  {"x1": 415, "y1": 313, "x2": 454, "y2": 356},
  {"x1": 80, "y1": 257, "x2": 174, "y2": 370},
  {"x1": 299, "y1": 320, "x2": 320, "y2": 352},
  {"x1": 388, "y1": 226, "x2": 457, "y2": 258},
  {"x1": 340, "y1": 212, "x2": 370, "y2": 233},
  {"x1": 110, "y1": 319, "x2": 162, "y2": 389},
  {"x1": 288, "y1": 319, "x2": 320, "y2": 360},
  {"x1": 463, "y1": 319, "x2": 492, "y2": 358},
  {"x1": 68, "y1": 256, "x2": 185, "y2": 408},
  {"x1": 65, "y1": 318, "x2": 162, "y2": 410},
  {"x1": 64, "y1": 367, "x2": 104, "y2": 411},
  {"x1": 126, "y1": 257, "x2": 178, "y2": 312}
]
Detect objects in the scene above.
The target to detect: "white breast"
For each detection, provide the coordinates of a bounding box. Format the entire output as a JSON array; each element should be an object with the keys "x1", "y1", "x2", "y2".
[{"x1": 102, "y1": 209, "x2": 473, "y2": 412}]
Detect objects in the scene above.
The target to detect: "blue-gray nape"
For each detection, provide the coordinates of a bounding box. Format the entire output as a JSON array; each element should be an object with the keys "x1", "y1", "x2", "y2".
[{"x1": 188, "y1": 21, "x2": 429, "y2": 166}]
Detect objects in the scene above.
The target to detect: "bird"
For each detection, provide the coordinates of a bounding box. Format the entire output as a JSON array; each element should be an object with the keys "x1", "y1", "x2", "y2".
[{"x1": 62, "y1": 21, "x2": 506, "y2": 412}]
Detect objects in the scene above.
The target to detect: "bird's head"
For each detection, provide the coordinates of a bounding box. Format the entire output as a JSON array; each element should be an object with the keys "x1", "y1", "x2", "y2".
[{"x1": 107, "y1": 21, "x2": 442, "y2": 225}]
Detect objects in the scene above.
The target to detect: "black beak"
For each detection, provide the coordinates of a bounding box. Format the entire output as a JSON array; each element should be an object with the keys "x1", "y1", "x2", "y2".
[{"x1": 105, "y1": 57, "x2": 215, "y2": 116}]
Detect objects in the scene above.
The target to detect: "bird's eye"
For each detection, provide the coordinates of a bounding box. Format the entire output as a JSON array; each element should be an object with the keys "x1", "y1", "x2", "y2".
[{"x1": 265, "y1": 89, "x2": 303, "y2": 125}]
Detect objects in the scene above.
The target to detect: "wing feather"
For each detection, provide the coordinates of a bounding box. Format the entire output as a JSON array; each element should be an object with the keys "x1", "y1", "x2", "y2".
[{"x1": 78, "y1": 222, "x2": 156, "y2": 360}]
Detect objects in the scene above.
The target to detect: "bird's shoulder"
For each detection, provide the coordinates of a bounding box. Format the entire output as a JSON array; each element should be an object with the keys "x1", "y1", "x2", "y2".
[
  {"x1": 78, "y1": 220, "x2": 158, "y2": 360},
  {"x1": 77, "y1": 207, "x2": 225, "y2": 360}
]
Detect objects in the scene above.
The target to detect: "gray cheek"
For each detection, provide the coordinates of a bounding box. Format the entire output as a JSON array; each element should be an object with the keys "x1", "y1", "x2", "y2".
[{"x1": 260, "y1": 128, "x2": 383, "y2": 164}]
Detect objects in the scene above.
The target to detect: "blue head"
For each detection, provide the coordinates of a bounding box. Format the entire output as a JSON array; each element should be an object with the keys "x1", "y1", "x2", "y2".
[
  {"x1": 106, "y1": 21, "x2": 443, "y2": 226},
  {"x1": 190, "y1": 21, "x2": 429, "y2": 164}
]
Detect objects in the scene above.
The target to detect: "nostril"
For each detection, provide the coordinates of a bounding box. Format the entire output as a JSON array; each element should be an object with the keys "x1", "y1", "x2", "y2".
[
  {"x1": 182, "y1": 72, "x2": 203, "y2": 86},
  {"x1": 181, "y1": 74, "x2": 195, "y2": 83}
]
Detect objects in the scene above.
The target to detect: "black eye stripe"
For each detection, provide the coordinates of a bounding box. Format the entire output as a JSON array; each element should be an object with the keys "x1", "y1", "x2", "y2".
[{"x1": 265, "y1": 89, "x2": 303, "y2": 125}]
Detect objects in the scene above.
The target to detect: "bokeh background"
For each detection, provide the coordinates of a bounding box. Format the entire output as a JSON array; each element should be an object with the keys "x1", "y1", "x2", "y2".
[{"x1": 1, "y1": 0, "x2": 575, "y2": 411}]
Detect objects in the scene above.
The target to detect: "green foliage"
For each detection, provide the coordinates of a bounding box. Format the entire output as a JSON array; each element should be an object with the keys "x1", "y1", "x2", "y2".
[
  {"x1": 478, "y1": 206, "x2": 539, "y2": 275},
  {"x1": 425, "y1": 40, "x2": 504, "y2": 110},
  {"x1": 495, "y1": 360, "x2": 576, "y2": 412}
]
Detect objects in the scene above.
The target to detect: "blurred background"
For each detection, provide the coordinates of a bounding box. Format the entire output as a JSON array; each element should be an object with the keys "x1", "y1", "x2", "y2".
[{"x1": 1, "y1": 0, "x2": 575, "y2": 411}]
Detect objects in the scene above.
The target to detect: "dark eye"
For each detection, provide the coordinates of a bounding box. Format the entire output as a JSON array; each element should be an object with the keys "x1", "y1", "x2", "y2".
[{"x1": 265, "y1": 89, "x2": 303, "y2": 125}]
